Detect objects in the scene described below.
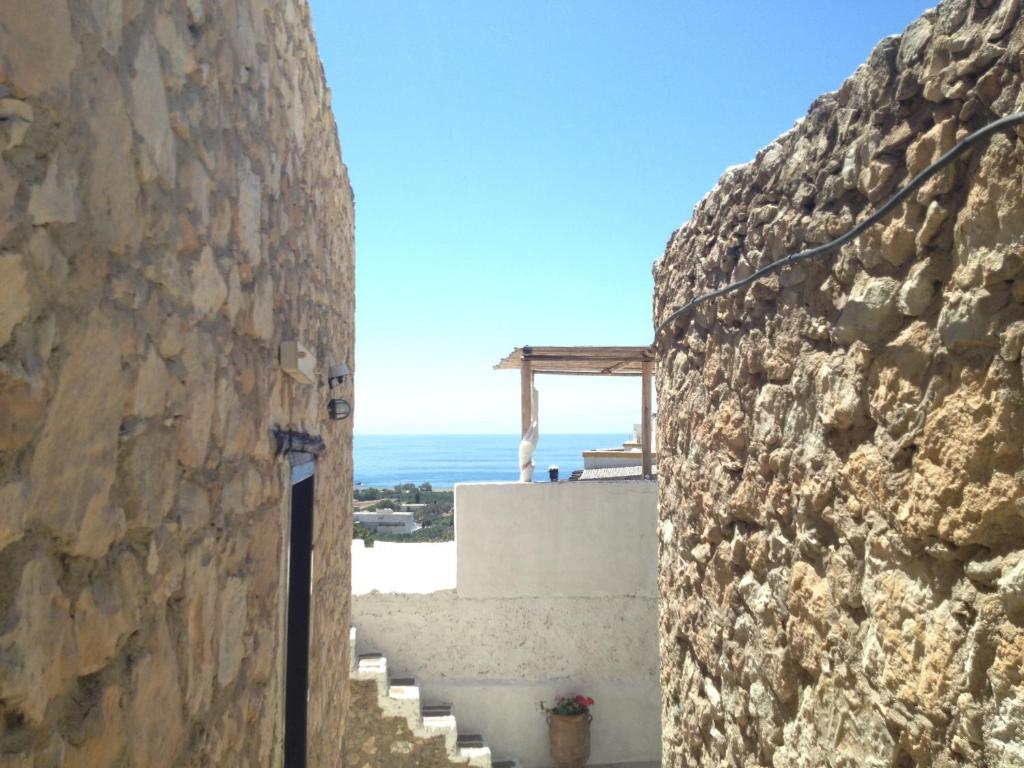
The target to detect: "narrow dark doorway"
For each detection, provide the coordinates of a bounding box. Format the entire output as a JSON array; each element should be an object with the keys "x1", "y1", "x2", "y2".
[{"x1": 284, "y1": 464, "x2": 315, "y2": 768}]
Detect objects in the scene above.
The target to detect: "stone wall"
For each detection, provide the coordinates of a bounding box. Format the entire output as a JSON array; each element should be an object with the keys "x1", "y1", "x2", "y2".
[
  {"x1": 654, "y1": 1, "x2": 1024, "y2": 766},
  {"x1": 0, "y1": 1, "x2": 354, "y2": 765}
]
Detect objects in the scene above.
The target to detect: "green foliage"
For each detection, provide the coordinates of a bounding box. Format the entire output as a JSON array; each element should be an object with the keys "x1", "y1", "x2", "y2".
[
  {"x1": 541, "y1": 695, "x2": 595, "y2": 716},
  {"x1": 374, "y1": 522, "x2": 453, "y2": 543},
  {"x1": 353, "y1": 522, "x2": 376, "y2": 547},
  {"x1": 353, "y1": 484, "x2": 454, "y2": 543}
]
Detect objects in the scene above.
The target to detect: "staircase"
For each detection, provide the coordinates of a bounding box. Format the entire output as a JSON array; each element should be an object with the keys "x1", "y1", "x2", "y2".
[{"x1": 345, "y1": 627, "x2": 521, "y2": 768}]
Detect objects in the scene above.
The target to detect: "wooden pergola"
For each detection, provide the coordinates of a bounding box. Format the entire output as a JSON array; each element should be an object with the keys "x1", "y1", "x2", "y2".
[{"x1": 494, "y1": 345, "x2": 656, "y2": 479}]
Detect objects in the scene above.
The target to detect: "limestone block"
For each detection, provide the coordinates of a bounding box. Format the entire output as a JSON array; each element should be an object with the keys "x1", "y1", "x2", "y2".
[
  {"x1": 868, "y1": 323, "x2": 939, "y2": 441},
  {"x1": 0, "y1": 361, "x2": 45, "y2": 452},
  {"x1": 28, "y1": 151, "x2": 79, "y2": 224},
  {"x1": 177, "y1": 330, "x2": 216, "y2": 467},
  {"x1": 937, "y1": 287, "x2": 1007, "y2": 350},
  {"x1": 987, "y1": 0, "x2": 1021, "y2": 41},
  {"x1": 915, "y1": 200, "x2": 949, "y2": 252},
  {"x1": 146, "y1": 525, "x2": 184, "y2": 606},
  {"x1": 814, "y1": 347, "x2": 869, "y2": 431},
  {"x1": 176, "y1": 479, "x2": 211, "y2": 533},
  {"x1": 859, "y1": 157, "x2": 897, "y2": 203},
  {"x1": 0, "y1": 480, "x2": 27, "y2": 550},
  {"x1": 237, "y1": 158, "x2": 262, "y2": 261},
  {"x1": 899, "y1": 259, "x2": 939, "y2": 316},
  {"x1": 879, "y1": 217, "x2": 917, "y2": 267},
  {"x1": 26, "y1": 227, "x2": 69, "y2": 288},
  {"x1": 215, "y1": 371, "x2": 255, "y2": 458},
  {"x1": 953, "y1": 247, "x2": 1024, "y2": 289},
  {"x1": 1000, "y1": 321, "x2": 1024, "y2": 361},
  {"x1": 898, "y1": 15, "x2": 933, "y2": 68},
  {"x1": 85, "y1": 67, "x2": 142, "y2": 255},
  {"x1": 119, "y1": 427, "x2": 178, "y2": 529},
  {"x1": 0, "y1": 252, "x2": 31, "y2": 345},
  {"x1": 86, "y1": 0, "x2": 123, "y2": 55},
  {"x1": 28, "y1": 310, "x2": 127, "y2": 558},
  {"x1": 191, "y1": 245, "x2": 228, "y2": 317},
  {"x1": 155, "y1": 14, "x2": 197, "y2": 78},
  {"x1": 157, "y1": 312, "x2": 187, "y2": 358},
  {"x1": 73, "y1": 551, "x2": 143, "y2": 673},
  {"x1": 906, "y1": 117, "x2": 956, "y2": 177},
  {"x1": 250, "y1": 273, "x2": 275, "y2": 341},
  {"x1": 835, "y1": 275, "x2": 901, "y2": 344},
  {"x1": 0, "y1": 0, "x2": 79, "y2": 97},
  {"x1": 128, "y1": 34, "x2": 176, "y2": 184},
  {"x1": 0, "y1": 160, "x2": 18, "y2": 243},
  {"x1": 183, "y1": 536, "x2": 218, "y2": 715},
  {"x1": 0, "y1": 555, "x2": 76, "y2": 722},
  {"x1": 62, "y1": 684, "x2": 127, "y2": 767},
  {"x1": 226, "y1": 263, "x2": 244, "y2": 324},
  {"x1": 128, "y1": 615, "x2": 185, "y2": 767},
  {"x1": 181, "y1": 157, "x2": 211, "y2": 225},
  {"x1": 0, "y1": 98, "x2": 33, "y2": 148},
  {"x1": 131, "y1": 346, "x2": 170, "y2": 418},
  {"x1": 997, "y1": 556, "x2": 1024, "y2": 617},
  {"x1": 217, "y1": 576, "x2": 248, "y2": 687}
]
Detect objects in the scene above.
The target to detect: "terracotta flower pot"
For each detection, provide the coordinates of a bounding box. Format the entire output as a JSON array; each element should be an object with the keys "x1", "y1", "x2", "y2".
[{"x1": 547, "y1": 712, "x2": 592, "y2": 768}]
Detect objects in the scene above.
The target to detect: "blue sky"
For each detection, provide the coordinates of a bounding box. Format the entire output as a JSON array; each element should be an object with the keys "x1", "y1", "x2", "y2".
[{"x1": 309, "y1": 1, "x2": 934, "y2": 434}]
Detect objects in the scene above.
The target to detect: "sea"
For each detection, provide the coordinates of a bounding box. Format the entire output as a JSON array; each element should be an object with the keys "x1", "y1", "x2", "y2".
[{"x1": 354, "y1": 433, "x2": 630, "y2": 489}]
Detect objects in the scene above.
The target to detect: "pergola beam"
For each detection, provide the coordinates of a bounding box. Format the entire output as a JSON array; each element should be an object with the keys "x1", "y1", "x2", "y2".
[{"x1": 499, "y1": 345, "x2": 656, "y2": 480}]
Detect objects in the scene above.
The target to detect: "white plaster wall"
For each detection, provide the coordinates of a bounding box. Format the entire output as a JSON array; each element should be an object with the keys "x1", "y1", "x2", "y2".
[
  {"x1": 455, "y1": 480, "x2": 658, "y2": 598},
  {"x1": 352, "y1": 480, "x2": 661, "y2": 766}
]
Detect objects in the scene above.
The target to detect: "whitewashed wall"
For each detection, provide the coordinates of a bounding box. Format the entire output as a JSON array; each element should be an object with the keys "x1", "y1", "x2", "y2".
[{"x1": 351, "y1": 480, "x2": 660, "y2": 767}]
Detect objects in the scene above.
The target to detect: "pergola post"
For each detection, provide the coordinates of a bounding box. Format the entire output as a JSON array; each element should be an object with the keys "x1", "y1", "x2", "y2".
[
  {"x1": 641, "y1": 360, "x2": 652, "y2": 479},
  {"x1": 520, "y1": 359, "x2": 533, "y2": 438}
]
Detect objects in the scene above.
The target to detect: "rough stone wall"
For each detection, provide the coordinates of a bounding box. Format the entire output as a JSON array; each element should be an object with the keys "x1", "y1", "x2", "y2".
[
  {"x1": 654, "y1": 2, "x2": 1024, "y2": 767},
  {"x1": 0, "y1": 1, "x2": 354, "y2": 766}
]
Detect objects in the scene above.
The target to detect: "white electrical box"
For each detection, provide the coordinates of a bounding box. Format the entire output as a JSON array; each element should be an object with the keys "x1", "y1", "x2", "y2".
[{"x1": 280, "y1": 341, "x2": 316, "y2": 385}]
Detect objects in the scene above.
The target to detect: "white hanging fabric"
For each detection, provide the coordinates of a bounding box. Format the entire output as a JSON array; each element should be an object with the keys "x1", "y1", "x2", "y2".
[{"x1": 518, "y1": 387, "x2": 539, "y2": 482}]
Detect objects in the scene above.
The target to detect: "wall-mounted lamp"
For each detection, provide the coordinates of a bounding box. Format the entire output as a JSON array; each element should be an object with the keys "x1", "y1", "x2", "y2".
[
  {"x1": 328, "y1": 398, "x2": 352, "y2": 421},
  {"x1": 328, "y1": 362, "x2": 351, "y2": 388}
]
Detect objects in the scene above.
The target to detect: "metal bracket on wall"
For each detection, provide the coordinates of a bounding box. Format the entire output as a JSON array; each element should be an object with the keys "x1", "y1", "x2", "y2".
[{"x1": 273, "y1": 427, "x2": 326, "y2": 461}]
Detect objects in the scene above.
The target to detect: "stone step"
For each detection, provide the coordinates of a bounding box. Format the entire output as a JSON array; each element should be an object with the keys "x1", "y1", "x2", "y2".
[
  {"x1": 349, "y1": 627, "x2": 510, "y2": 767},
  {"x1": 421, "y1": 703, "x2": 452, "y2": 717},
  {"x1": 381, "y1": 680, "x2": 421, "y2": 725},
  {"x1": 353, "y1": 653, "x2": 387, "y2": 686},
  {"x1": 417, "y1": 712, "x2": 458, "y2": 754},
  {"x1": 458, "y1": 744, "x2": 492, "y2": 768}
]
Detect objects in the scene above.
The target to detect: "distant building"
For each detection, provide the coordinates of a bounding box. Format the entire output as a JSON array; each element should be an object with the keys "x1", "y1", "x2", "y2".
[
  {"x1": 354, "y1": 510, "x2": 420, "y2": 534},
  {"x1": 581, "y1": 422, "x2": 657, "y2": 470}
]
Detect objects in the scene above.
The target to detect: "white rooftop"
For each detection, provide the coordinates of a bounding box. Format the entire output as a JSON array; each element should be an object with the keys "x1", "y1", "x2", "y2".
[{"x1": 351, "y1": 540, "x2": 456, "y2": 595}]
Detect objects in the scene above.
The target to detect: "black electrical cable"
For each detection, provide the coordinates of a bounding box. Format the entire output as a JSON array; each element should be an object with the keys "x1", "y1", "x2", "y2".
[{"x1": 652, "y1": 111, "x2": 1024, "y2": 350}]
